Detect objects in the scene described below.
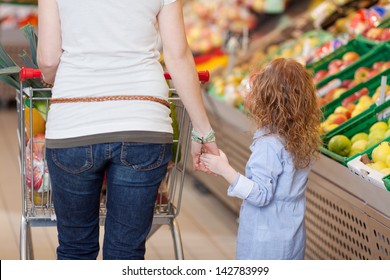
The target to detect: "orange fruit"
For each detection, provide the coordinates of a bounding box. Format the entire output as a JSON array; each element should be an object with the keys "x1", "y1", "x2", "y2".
[{"x1": 25, "y1": 105, "x2": 46, "y2": 139}]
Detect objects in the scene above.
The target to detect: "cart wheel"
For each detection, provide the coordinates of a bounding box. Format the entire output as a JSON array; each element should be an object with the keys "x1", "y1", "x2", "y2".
[{"x1": 192, "y1": 178, "x2": 211, "y2": 195}]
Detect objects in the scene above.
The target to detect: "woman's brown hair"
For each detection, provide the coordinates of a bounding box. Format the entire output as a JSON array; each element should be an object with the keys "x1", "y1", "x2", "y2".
[{"x1": 245, "y1": 58, "x2": 322, "y2": 169}]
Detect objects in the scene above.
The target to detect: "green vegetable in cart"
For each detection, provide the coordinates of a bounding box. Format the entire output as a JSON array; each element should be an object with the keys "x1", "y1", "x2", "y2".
[{"x1": 167, "y1": 80, "x2": 181, "y2": 163}]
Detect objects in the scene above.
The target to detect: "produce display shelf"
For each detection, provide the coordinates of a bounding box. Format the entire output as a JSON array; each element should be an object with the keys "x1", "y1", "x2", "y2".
[
  {"x1": 306, "y1": 38, "x2": 372, "y2": 74},
  {"x1": 316, "y1": 43, "x2": 390, "y2": 90},
  {"x1": 320, "y1": 98, "x2": 390, "y2": 166},
  {"x1": 321, "y1": 67, "x2": 390, "y2": 120},
  {"x1": 352, "y1": 17, "x2": 390, "y2": 49}
]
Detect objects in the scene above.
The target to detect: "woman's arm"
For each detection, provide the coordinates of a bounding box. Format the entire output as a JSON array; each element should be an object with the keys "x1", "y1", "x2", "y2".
[
  {"x1": 157, "y1": 0, "x2": 219, "y2": 170},
  {"x1": 37, "y1": 0, "x2": 62, "y2": 84}
]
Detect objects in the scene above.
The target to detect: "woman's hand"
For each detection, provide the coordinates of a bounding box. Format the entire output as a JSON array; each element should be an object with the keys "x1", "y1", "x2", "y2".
[{"x1": 191, "y1": 141, "x2": 219, "y2": 173}]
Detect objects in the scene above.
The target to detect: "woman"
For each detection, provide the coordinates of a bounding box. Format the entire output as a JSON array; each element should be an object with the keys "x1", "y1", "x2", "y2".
[{"x1": 37, "y1": 0, "x2": 218, "y2": 260}]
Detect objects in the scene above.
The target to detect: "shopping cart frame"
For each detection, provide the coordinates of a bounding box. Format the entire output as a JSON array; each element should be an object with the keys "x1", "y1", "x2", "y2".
[{"x1": 17, "y1": 67, "x2": 209, "y2": 260}]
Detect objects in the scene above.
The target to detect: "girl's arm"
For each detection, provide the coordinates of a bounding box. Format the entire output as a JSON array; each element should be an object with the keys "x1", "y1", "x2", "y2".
[
  {"x1": 231, "y1": 142, "x2": 283, "y2": 206},
  {"x1": 37, "y1": 0, "x2": 62, "y2": 84},
  {"x1": 202, "y1": 142, "x2": 283, "y2": 207},
  {"x1": 157, "y1": 0, "x2": 219, "y2": 171}
]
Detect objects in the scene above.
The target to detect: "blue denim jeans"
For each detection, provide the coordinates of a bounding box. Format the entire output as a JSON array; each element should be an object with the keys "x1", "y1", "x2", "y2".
[{"x1": 46, "y1": 142, "x2": 172, "y2": 260}]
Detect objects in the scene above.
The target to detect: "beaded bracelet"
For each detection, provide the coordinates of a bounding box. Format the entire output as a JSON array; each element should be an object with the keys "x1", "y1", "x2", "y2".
[
  {"x1": 191, "y1": 129, "x2": 216, "y2": 144},
  {"x1": 40, "y1": 77, "x2": 53, "y2": 88}
]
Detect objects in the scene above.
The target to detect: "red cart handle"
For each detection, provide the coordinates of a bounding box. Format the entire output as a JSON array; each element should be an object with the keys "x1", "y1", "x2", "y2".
[
  {"x1": 164, "y1": 70, "x2": 210, "y2": 83},
  {"x1": 19, "y1": 67, "x2": 210, "y2": 83},
  {"x1": 19, "y1": 67, "x2": 42, "y2": 82}
]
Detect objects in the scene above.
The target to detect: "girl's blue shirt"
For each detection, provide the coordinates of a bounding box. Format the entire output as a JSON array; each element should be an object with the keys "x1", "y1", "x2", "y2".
[{"x1": 228, "y1": 128, "x2": 311, "y2": 259}]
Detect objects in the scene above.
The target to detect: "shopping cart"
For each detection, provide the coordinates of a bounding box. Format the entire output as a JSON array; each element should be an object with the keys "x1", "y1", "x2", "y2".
[{"x1": 17, "y1": 67, "x2": 210, "y2": 260}]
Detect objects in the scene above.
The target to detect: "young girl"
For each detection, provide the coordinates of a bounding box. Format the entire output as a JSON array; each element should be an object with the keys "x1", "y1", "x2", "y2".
[{"x1": 201, "y1": 58, "x2": 322, "y2": 260}]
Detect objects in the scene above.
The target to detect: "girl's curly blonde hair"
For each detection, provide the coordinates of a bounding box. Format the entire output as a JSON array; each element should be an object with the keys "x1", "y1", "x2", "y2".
[{"x1": 245, "y1": 58, "x2": 322, "y2": 169}]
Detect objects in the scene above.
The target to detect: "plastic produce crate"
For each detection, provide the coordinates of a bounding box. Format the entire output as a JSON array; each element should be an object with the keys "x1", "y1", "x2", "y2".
[
  {"x1": 354, "y1": 35, "x2": 383, "y2": 49},
  {"x1": 347, "y1": 141, "x2": 390, "y2": 192},
  {"x1": 320, "y1": 99, "x2": 390, "y2": 166},
  {"x1": 316, "y1": 43, "x2": 390, "y2": 89},
  {"x1": 383, "y1": 173, "x2": 390, "y2": 190},
  {"x1": 307, "y1": 38, "x2": 372, "y2": 73},
  {"x1": 352, "y1": 17, "x2": 390, "y2": 49},
  {"x1": 321, "y1": 68, "x2": 390, "y2": 121}
]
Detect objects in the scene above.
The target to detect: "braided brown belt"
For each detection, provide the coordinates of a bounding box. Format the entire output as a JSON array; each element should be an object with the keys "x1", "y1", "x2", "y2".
[{"x1": 50, "y1": 95, "x2": 170, "y2": 108}]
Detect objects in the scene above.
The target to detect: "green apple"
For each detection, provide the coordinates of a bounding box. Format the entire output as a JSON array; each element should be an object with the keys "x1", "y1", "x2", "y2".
[
  {"x1": 328, "y1": 135, "x2": 351, "y2": 156},
  {"x1": 367, "y1": 137, "x2": 382, "y2": 148},
  {"x1": 348, "y1": 139, "x2": 367, "y2": 157},
  {"x1": 350, "y1": 132, "x2": 369, "y2": 144},
  {"x1": 369, "y1": 129, "x2": 386, "y2": 141}
]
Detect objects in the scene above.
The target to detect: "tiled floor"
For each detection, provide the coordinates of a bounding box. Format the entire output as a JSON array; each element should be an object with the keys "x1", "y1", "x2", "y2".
[{"x1": 0, "y1": 107, "x2": 238, "y2": 260}]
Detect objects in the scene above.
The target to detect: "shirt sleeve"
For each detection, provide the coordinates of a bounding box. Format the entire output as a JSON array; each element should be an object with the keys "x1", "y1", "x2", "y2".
[{"x1": 227, "y1": 140, "x2": 283, "y2": 207}]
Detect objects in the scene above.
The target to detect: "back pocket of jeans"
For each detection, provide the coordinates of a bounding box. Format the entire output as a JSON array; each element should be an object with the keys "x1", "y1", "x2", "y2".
[
  {"x1": 120, "y1": 143, "x2": 170, "y2": 171},
  {"x1": 50, "y1": 146, "x2": 93, "y2": 174}
]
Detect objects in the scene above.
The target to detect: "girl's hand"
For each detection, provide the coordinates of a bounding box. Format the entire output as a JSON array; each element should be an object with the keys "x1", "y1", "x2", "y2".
[
  {"x1": 200, "y1": 149, "x2": 229, "y2": 176},
  {"x1": 201, "y1": 149, "x2": 238, "y2": 184}
]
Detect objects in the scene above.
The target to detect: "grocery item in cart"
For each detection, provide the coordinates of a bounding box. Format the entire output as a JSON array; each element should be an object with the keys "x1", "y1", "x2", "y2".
[{"x1": 25, "y1": 133, "x2": 50, "y2": 205}]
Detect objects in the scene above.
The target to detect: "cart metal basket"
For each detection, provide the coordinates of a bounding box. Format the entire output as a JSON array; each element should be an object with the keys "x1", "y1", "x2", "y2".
[{"x1": 17, "y1": 67, "x2": 209, "y2": 260}]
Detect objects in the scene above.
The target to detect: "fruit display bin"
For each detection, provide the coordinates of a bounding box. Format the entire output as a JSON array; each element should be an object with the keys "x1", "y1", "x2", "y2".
[
  {"x1": 316, "y1": 43, "x2": 390, "y2": 89},
  {"x1": 352, "y1": 16, "x2": 390, "y2": 48},
  {"x1": 306, "y1": 38, "x2": 372, "y2": 74},
  {"x1": 347, "y1": 144, "x2": 390, "y2": 192},
  {"x1": 320, "y1": 98, "x2": 390, "y2": 166},
  {"x1": 321, "y1": 68, "x2": 390, "y2": 123},
  {"x1": 354, "y1": 34, "x2": 389, "y2": 48}
]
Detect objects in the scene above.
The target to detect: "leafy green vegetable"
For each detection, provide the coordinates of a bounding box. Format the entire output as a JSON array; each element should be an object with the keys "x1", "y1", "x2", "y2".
[
  {"x1": 168, "y1": 81, "x2": 181, "y2": 163},
  {"x1": 0, "y1": 24, "x2": 50, "y2": 119}
]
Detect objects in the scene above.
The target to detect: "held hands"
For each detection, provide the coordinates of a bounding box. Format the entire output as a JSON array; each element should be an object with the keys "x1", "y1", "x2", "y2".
[
  {"x1": 190, "y1": 129, "x2": 237, "y2": 183},
  {"x1": 200, "y1": 149, "x2": 230, "y2": 176},
  {"x1": 192, "y1": 141, "x2": 219, "y2": 173},
  {"x1": 191, "y1": 128, "x2": 219, "y2": 173}
]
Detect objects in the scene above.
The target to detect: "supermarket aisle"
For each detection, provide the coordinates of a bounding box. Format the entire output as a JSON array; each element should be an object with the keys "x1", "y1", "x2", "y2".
[{"x1": 0, "y1": 107, "x2": 238, "y2": 260}]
